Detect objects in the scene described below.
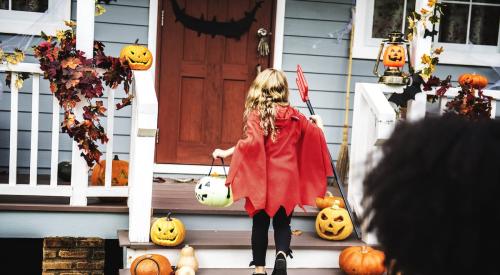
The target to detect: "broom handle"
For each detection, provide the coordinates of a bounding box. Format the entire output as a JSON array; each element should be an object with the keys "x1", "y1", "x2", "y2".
[
  {"x1": 304, "y1": 99, "x2": 362, "y2": 240},
  {"x1": 343, "y1": 10, "x2": 355, "y2": 142}
]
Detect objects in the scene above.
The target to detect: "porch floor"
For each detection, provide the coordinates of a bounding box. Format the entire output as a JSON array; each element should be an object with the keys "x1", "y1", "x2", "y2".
[{"x1": 0, "y1": 175, "x2": 342, "y2": 217}]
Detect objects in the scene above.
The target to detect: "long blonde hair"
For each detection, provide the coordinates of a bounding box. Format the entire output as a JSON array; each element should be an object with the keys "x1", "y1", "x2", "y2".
[{"x1": 243, "y1": 68, "x2": 290, "y2": 141}]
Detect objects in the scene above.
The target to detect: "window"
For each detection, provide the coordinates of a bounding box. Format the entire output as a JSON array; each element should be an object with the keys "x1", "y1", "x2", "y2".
[
  {"x1": 354, "y1": 0, "x2": 500, "y2": 67},
  {"x1": 0, "y1": 0, "x2": 70, "y2": 36}
]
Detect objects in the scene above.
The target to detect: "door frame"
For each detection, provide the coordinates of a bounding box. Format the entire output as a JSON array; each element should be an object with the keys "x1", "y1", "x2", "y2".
[{"x1": 150, "y1": 0, "x2": 286, "y2": 175}]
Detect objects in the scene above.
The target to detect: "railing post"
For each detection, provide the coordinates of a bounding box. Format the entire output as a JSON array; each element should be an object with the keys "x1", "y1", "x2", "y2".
[
  {"x1": 407, "y1": 0, "x2": 433, "y2": 121},
  {"x1": 128, "y1": 71, "x2": 158, "y2": 243},
  {"x1": 70, "y1": 0, "x2": 95, "y2": 206}
]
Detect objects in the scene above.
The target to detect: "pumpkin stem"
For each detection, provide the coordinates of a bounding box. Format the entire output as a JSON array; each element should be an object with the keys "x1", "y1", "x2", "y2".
[
  {"x1": 166, "y1": 212, "x2": 172, "y2": 221},
  {"x1": 134, "y1": 38, "x2": 139, "y2": 44},
  {"x1": 325, "y1": 191, "x2": 333, "y2": 197},
  {"x1": 360, "y1": 246, "x2": 369, "y2": 253},
  {"x1": 331, "y1": 200, "x2": 341, "y2": 209},
  {"x1": 114, "y1": 155, "x2": 119, "y2": 161}
]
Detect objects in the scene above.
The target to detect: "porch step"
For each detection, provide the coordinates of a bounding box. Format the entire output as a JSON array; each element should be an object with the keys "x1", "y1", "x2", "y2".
[
  {"x1": 120, "y1": 268, "x2": 344, "y2": 274},
  {"x1": 119, "y1": 230, "x2": 363, "y2": 269}
]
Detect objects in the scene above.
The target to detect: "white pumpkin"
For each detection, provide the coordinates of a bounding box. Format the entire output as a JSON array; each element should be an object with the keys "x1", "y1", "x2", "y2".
[
  {"x1": 175, "y1": 266, "x2": 195, "y2": 275},
  {"x1": 195, "y1": 175, "x2": 233, "y2": 207}
]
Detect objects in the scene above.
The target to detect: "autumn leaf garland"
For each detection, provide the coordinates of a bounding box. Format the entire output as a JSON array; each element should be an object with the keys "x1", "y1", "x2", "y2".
[{"x1": 34, "y1": 21, "x2": 133, "y2": 167}]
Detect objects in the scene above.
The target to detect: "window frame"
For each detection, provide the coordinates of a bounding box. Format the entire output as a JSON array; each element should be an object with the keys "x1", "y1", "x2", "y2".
[
  {"x1": 0, "y1": 0, "x2": 71, "y2": 36},
  {"x1": 353, "y1": 0, "x2": 500, "y2": 67}
]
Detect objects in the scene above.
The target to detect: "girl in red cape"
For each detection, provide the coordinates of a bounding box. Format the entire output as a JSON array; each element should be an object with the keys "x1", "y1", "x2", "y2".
[{"x1": 212, "y1": 69, "x2": 333, "y2": 275}]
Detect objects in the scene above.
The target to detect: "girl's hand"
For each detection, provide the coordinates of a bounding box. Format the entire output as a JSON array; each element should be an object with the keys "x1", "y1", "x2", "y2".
[
  {"x1": 212, "y1": 148, "x2": 230, "y2": 159},
  {"x1": 309, "y1": 115, "x2": 324, "y2": 130}
]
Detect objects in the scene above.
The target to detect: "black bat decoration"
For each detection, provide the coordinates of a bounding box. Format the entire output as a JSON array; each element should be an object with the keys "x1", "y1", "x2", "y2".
[
  {"x1": 424, "y1": 29, "x2": 439, "y2": 40},
  {"x1": 388, "y1": 74, "x2": 424, "y2": 107},
  {"x1": 171, "y1": 0, "x2": 263, "y2": 40}
]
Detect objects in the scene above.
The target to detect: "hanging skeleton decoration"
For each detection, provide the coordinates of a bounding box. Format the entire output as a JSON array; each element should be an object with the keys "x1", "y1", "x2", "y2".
[
  {"x1": 257, "y1": 28, "x2": 271, "y2": 58},
  {"x1": 171, "y1": 0, "x2": 263, "y2": 39}
]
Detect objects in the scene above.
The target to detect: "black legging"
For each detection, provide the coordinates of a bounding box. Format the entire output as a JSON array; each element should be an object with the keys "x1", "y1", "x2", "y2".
[{"x1": 250, "y1": 206, "x2": 293, "y2": 266}]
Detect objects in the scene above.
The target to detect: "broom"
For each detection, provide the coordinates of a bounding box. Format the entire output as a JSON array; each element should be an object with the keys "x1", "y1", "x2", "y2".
[{"x1": 336, "y1": 13, "x2": 355, "y2": 186}]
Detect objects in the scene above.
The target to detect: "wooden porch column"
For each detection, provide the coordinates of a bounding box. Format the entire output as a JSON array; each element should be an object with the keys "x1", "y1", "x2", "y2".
[
  {"x1": 407, "y1": 0, "x2": 433, "y2": 121},
  {"x1": 70, "y1": 0, "x2": 95, "y2": 206}
]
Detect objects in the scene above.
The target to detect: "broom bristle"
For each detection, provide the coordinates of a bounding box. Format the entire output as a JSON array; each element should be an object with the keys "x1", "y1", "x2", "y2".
[{"x1": 335, "y1": 142, "x2": 349, "y2": 186}]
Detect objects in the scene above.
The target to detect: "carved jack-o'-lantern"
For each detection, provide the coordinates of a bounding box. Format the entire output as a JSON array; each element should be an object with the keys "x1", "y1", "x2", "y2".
[
  {"x1": 383, "y1": 45, "x2": 406, "y2": 68},
  {"x1": 150, "y1": 213, "x2": 186, "y2": 247},
  {"x1": 315, "y1": 200, "x2": 353, "y2": 241},
  {"x1": 120, "y1": 39, "x2": 153, "y2": 70},
  {"x1": 195, "y1": 174, "x2": 233, "y2": 207}
]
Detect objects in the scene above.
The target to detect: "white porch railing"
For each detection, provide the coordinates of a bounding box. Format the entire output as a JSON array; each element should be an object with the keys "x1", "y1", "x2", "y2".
[
  {"x1": 348, "y1": 82, "x2": 500, "y2": 244},
  {"x1": 0, "y1": 64, "x2": 157, "y2": 227}
]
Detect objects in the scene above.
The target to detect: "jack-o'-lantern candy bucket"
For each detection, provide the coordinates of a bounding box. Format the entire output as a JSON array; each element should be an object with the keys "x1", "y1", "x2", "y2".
[{"x1": 195, "y1": 158, "x2": 233, "y2": 207}]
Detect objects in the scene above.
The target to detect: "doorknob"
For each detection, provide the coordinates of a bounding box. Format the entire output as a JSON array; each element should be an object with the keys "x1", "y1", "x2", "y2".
[{"x1": 257, "y1": 27, "x2": 271, "y2": 58}]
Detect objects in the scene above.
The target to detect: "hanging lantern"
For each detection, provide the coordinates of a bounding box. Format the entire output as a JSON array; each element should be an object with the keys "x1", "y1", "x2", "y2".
[{"x1": 373, "y1": 31, "x2": 413, "y2": 85}]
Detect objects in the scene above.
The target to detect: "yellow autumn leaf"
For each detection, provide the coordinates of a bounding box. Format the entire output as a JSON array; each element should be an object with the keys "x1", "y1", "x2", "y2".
[
  {"x1": 5, "y1": 54, "x2": 20, "y2": 65},
  {"x1": 13, "y1": 50, "x2": 25, "y2": 63},
  {"x1": 15, "y1": 78, "x2": 24, "y2": 89},
  {"x1": 420, "y1": 8, "x2": 429, "y2": 15},
  {"x1": 65, "y1": 20, "x2": 76, "y2": 28},
  {"x1": 407, "y1": 32, "x2": 414, "y2": 42},
  {"x1": 56, "y1": 30, "x2": 66, "y2": 41},
  {"x1": 421, "y1": 54, "x2": 432, "y2": 65},
  {"x1": 427, "y1": 0, "x2": 437, "y2": 7},
  {"x1": 95, "y1": 4, "x2": 106, "y2": 16},
  {"x1": 0, "y1": 48, "x2": 4, "y2": 62}
]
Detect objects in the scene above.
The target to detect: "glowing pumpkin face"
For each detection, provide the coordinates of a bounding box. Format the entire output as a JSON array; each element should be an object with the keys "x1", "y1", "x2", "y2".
[
  {"x1": 120, "y1": 42, "x2": 153, "y2": 70},
  {"x1": 315, "y1": 201, "x2": 353, "y2": 241},
  {"x1": 150, "y1": 213, "x2": 186, "y2": 247},
  {"x1": 195, "y1": 175, "x2": 233, "y2": 207},
  {"x1": 383, "y1": 44, "x2": 406, "y2": 68}
]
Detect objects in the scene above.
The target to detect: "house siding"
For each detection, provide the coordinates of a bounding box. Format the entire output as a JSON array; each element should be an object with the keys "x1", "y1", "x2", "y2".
[
  {"x1": 0, "y1": 0, "x2": 149, "y2": 174},
  {"x1": 0, "y1": 0, "x2": 498, "y2": 175}
]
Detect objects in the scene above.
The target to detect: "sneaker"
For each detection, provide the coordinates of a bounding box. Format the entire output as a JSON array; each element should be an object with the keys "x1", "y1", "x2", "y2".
[{"x1": 271, "y1": 253, "x2": 287, "y2": 275}]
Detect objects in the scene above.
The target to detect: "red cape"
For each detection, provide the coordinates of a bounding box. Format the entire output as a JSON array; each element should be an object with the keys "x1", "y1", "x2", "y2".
[{"x1": 226, "y1": 106, "x2": 333, "y2": 217}]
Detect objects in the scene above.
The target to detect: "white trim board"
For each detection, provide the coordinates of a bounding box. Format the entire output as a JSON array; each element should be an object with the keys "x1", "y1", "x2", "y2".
[
  {"x1": 152, "y1": 0, "x2": 286, "y2": 174},
  {"x1": 154, "y1": 163, "x2": 229, "y2": 175},
  {"x1": 0, "y1": 211, "x2": 128, "y2": 239}
]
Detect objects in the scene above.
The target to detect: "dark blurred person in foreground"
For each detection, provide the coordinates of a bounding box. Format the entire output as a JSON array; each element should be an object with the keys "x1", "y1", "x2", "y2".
[{"x1": 363, "y1": 114, "x2": 500, "y2": 275}]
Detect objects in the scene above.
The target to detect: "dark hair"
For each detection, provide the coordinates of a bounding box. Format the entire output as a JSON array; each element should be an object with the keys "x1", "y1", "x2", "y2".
[{"x1": 363, "y1": 115, "x2": 500, "y2": 275}]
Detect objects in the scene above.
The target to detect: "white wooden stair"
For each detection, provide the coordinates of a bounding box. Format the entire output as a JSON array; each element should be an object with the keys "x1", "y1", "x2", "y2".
[{"x1": 119, "y1": 229, "x2": 364, "y2": 269}]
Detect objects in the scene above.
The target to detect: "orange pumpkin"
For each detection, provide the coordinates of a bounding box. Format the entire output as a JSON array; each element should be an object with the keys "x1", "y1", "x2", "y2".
[
  {"x1": 383, "y1": 44, "x2": 406, "y2": 68},
  {"x1": 90, "y1": 155, "x2": 129, "y2": 186},
  {"x1": 458, "y1": 73, "x2": 488, "y2": 89},
  {"x1": 130, "y1": 254, "x2": 173, "y2": 275},
  {"x1": 315, "y1": 191, "x2": 345, "y2": 209},
  {"x1": 339, "y1": 246, "x2": 386, "y2": 275}
]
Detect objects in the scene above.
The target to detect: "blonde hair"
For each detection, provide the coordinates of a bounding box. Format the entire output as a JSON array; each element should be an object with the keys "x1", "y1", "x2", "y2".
[{"x1": 243, "y1": 68, "x2": 289, "y2": 141}]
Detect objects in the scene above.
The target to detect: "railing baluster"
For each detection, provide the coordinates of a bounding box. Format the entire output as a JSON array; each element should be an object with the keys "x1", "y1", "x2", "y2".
[
  {"x1": 104, "y1": 87, "x2": 114, "y2": 189},
  {"x1": 29, "y1": 74, "x2": 40, "y2": 186},
  {"x1": 491, "y1": 100, "x2": 497, "y2": 119},
  {"x1": 50, "y1": 94, "x2": 60, "y2": 187},
  {"x1": 9, "y1": 73, "x2": 19, "y2": 186}
]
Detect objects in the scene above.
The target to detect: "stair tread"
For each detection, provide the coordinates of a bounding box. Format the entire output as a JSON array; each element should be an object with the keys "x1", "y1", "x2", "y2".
[
  {"x1": 120, "y1": 268, "x2": 344, "y2": 275},
  {"x1": 118, "y1": 229, "x2": 363, "y2": 250},
  {"x1": 152, "y1": 182, "x2": 343, "y2": 217}
]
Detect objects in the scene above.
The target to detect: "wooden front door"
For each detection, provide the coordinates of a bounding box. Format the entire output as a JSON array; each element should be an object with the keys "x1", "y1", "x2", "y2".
[{"x1": 156, "y1": 0, "x2": 275, "y2": 165}]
